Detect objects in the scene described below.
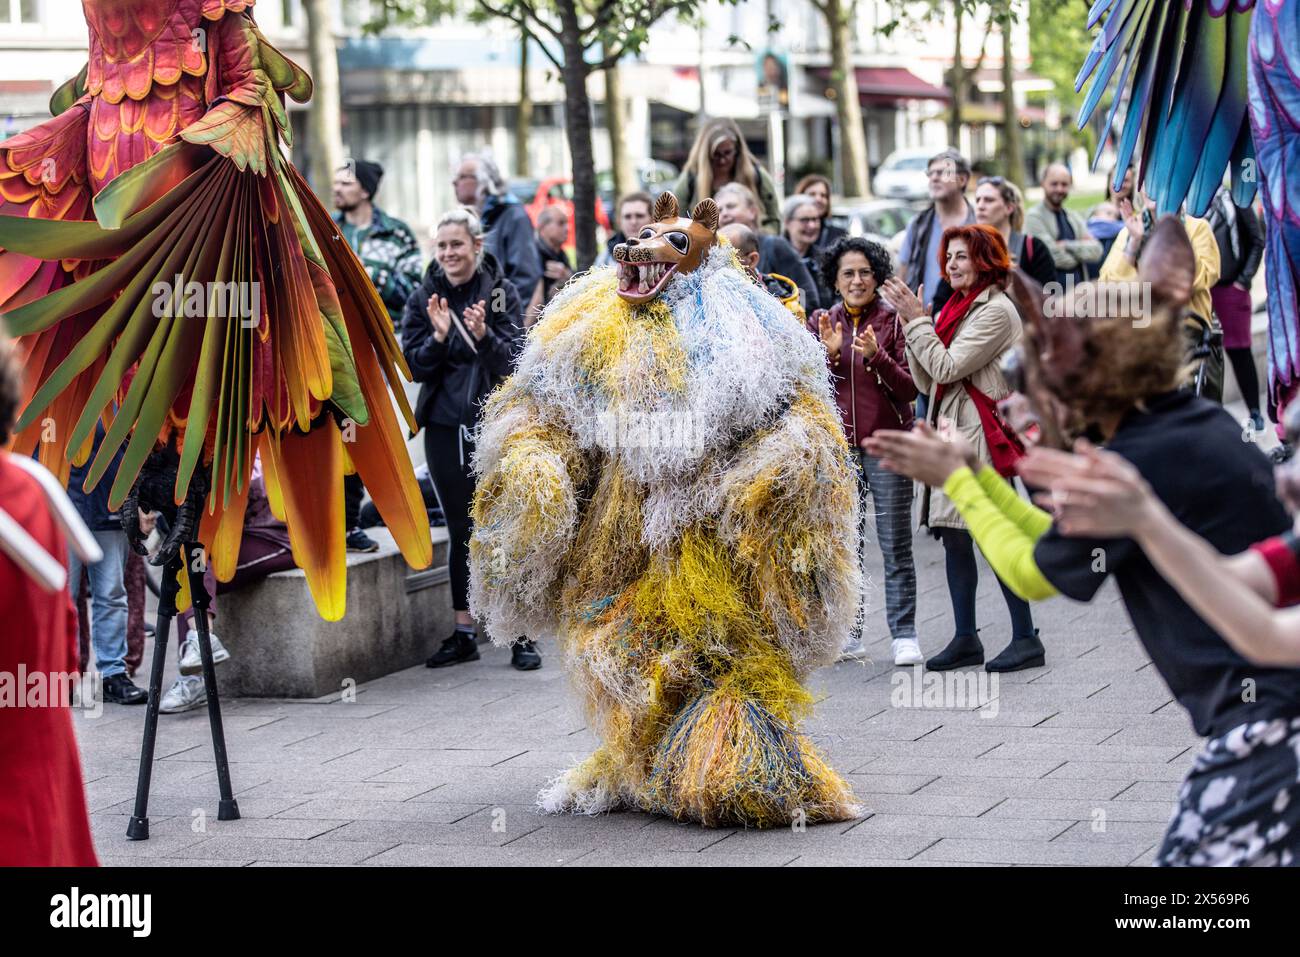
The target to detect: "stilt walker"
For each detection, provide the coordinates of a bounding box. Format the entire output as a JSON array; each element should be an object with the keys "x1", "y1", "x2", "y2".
[{"x1": 0, "y1": 0, "x2": 434, "y2": 840}]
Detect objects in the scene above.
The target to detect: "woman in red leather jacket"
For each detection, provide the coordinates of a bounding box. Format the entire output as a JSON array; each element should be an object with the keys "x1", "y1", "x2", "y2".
[{"x1": 808, "y1": 237, "x2": 921, "y2": 666}]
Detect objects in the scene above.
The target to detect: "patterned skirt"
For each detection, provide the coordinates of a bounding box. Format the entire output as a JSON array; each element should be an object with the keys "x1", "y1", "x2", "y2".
[{"x1": 1158, "y1": 716, "x2": 1300, "y2": 866}]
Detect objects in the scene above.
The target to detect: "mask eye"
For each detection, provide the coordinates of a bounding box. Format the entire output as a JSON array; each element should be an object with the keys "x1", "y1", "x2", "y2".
[
  {"x1": 665, "y1": 231, "x2": 689, "y2": 254},
  {"x1": 638, "y1": 227, "x2": 655, "y2": 240}
]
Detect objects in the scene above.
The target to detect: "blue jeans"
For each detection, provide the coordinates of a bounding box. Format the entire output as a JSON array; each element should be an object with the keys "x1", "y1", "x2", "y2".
[
  {"x1": 68, "y1": 529, "x2": 129, "y2": 678},
  {"x1": 858, "y1": 449, "x2": 918, "y2": 641}
]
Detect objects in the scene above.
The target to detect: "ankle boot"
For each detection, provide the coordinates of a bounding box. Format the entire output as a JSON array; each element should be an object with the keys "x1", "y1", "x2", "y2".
[
  {"x1": 986, "y1": 629, "x2": 1046, "y2": 672},
  {"x1": 925, "y1": 631, "x2": 984, "y2": 671}
]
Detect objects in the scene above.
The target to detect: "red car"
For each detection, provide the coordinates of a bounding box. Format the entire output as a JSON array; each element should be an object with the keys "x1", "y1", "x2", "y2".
[{"x1": 512, "y1": 176, "x2": 611, "y2": 254}]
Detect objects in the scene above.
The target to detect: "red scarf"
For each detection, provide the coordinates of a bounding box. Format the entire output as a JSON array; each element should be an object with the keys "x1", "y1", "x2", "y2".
[{"x1": 929, "y1": 282, "x2": 1025, "y2": 477}]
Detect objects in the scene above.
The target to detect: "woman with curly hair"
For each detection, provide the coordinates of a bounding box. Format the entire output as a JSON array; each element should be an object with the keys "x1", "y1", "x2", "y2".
[
  {"x1": 881, "y1": 224, "x2": 1044, "y2": 672},
  {"x1": 809, "y1": 238, "x2": 921, "y2": 665},
  {"x1": 671, "y1": 118, "x2": 782, "y2": 234}
]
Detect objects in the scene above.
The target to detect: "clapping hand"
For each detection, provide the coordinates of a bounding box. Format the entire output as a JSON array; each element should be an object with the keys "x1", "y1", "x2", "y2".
[
  {"x1": 852, "y1": 324, "x2": 878, "y2": 362},
  {"x1": 427, "y1": 295, "x2": 452, "y2": 342},
  {"x1": 816, "y1": 310, "x2": 845, "y2": 358},
  {"x1": 880, "y1": 277, "x2": 927, "y2": 322},
  {"x1": 463, "y1": 299, "x2": 488, "y2": 341}
]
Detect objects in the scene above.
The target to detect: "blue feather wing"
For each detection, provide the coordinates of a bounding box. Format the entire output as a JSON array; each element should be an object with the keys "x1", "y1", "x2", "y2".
[
  {"x1": 1250, "y1": 0, "x2": 1300, "y2": 401},
  {"x1": 1078, "y1": 0, "x2": 1258, "y2": 216}
]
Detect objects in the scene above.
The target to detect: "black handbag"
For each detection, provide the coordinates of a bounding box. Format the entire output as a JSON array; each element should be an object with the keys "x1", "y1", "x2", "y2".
[{"x1": 1184, "y1": 312, "x2": 1225, "y2": 403}]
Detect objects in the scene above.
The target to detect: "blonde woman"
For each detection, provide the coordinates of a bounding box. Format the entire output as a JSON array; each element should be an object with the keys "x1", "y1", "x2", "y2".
[{"x1": 671, "y1": 117, "x2": 782, "y2": 234}]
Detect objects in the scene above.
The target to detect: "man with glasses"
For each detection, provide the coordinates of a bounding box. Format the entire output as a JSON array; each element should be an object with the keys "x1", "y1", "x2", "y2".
[
  {"x1": 452, "y1": 153, "x2": 542, "y2": 305},
  {"x1": 896, "y1": 149, "x2": 975, "y2": 311}
]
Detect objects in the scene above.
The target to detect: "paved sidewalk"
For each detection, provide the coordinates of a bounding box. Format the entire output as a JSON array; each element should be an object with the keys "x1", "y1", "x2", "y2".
[{"x1": 75, "y1": 525, "x2": 1200, "y2": 867}]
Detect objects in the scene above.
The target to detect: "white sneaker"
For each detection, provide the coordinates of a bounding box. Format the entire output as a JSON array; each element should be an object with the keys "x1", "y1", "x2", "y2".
[
  {"x1": 178, "y1": 629, "x2": 230, "y2": 675},
  {"x1": 836, "y1": 637, "x2": 869, "y2": 662},
  {"x1": 159, "y1": 675, "x2": 207, "y2": 714},
  {"x1": 892, "y1": 638, "x2": 924, "y2": 666}
]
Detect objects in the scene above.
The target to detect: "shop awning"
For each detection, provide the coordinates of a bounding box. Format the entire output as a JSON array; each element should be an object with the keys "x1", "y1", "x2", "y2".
[{"x1": 813, "y1": 67, "x2": 950, "y2": 103}]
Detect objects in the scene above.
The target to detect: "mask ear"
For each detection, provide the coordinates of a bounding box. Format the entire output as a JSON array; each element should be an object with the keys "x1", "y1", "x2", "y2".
[
  {"x1": 1137, "y1": 215, "x2": 1196, "y2": 315},
  {"x1": 690, "y1": 198, "x2": 720, "y2": 232},
  {"x1": 654, "y1": 192, "x2": 679, "y2": 222}
]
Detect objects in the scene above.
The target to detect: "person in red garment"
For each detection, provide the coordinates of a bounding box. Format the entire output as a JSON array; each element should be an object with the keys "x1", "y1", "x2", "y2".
[{"x1": 0, "y1": 336, "x2": 98, "y2": 866}]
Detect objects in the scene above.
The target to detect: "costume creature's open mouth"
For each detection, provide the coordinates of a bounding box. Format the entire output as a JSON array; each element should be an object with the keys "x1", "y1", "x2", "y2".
[{"x1": 616, "y1": 261, "x2": 678, "y2": 302}]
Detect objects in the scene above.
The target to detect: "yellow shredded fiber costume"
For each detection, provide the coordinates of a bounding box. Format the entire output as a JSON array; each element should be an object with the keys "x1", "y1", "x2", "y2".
[{"x1": 468, "y1": 196, "x2": 862, "y2": 827}]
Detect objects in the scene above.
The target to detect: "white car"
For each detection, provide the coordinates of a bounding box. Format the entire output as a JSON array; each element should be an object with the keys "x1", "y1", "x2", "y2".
[{"x1": 872, "y1": 148, "x2": 936, "y2": 202}]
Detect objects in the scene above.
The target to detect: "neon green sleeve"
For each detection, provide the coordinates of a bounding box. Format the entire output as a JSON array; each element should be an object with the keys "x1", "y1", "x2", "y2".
[
  {"x1": 942, "y1": 467, "x2": 1059, "y2": 601},
  {"x1": 973, "y1": 465, "x2": 1054, "y2": 539}
]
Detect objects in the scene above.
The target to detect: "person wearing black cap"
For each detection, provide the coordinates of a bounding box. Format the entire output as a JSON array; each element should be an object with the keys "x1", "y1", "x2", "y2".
[{"x1": 333, "y1": 159, "x2": 425, "y2": 552}]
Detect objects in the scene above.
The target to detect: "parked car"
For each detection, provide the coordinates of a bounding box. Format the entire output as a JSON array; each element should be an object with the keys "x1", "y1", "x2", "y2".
[
  {"x1": 871, "y1": 147, "x2": 935, "y2": 202},
  {"x1": 596, "y1": 159, "x2": 680, "y2": 212},
  {"x1": 828, "y1": 199, "x2": 920, "y2": 254},
  {"x1": 513, "y1": 176, "x2": 612, "y2": 254}
]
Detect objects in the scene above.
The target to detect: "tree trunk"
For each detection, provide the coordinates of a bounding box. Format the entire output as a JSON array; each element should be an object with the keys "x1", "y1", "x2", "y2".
[
  {"x1": 516, "y1": 30, "x2": 531, "y2": 178},
  {"x1": 303, "y1": 0, "x2": 343, "y2": 205},
  {"x1": 827, "y1": 0, "x2": 869, "y2": 196},
  {"x1": 949, "y1": 1, "x2": 964, "y2": 147},
  {"x1": 1001, "y1": 10, "x2": 1024, "y2": 186},
  {"x1": 606, "y1": 63, "x2": 636, "y2": 201},
  {"x1": 557, "y1": 0, "x2": 598, "y2": 269}
]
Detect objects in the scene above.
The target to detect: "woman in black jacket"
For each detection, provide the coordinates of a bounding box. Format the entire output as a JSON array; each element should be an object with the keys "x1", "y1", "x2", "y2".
[
  {"x1": 400, "y1": 208, "x2": 535, "y2": 670},
  {"x1": 1207, "y1": 186, "x2": 1267, "y2": 431}
]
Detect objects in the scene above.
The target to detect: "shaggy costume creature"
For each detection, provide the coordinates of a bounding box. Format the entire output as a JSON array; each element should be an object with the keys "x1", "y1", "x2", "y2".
[{"x1": 468, "y1": 195, "x2": 862, "y2": 827}]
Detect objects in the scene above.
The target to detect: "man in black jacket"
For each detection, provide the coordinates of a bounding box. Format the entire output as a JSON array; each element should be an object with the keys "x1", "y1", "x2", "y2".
[
  {"x1": 715, "y1": 182, "x2": 821, "y2": 312},
  {"x1": 453, "y1": 153, "x2": 542, "y2": 307}
]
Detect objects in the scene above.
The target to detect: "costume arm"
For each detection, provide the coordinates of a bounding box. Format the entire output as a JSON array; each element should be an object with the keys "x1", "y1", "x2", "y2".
[
  {"x1": 468, "y1": 382, "x2": 587, "y2": 640},
  {"x1": 714, "y1": 389, "x2": 861, "y2": 673},
  {"x1": 942, "y1": 467, "x2": 1058, "y2": 601}
]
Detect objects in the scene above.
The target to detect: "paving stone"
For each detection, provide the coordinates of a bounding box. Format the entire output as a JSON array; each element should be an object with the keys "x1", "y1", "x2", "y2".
[{"x1": 70, "y1": 529, "x2": 1218, "y2": 866}]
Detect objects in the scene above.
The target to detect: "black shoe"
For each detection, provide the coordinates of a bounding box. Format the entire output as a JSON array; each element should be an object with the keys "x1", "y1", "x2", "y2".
[
  {"x1": 925, "y1": 633, "x2": 984, "y2": 671},
  {"x1": 426, "y1": 631, "x2": 480, "y2": 668},
  {"x1": 1270, "y1": 442, "x2": 1294, "y2": 465},
  {"x1": 102, "y1": 673, "x2": 147, "y2": 705},
  {"x1": 986, "y1": 629, "x2": 1046, "y2": 672},
  {"x1": 346, "y1": 528, "x2": 380, "y2": 553},
  {"x1": 510, "y1": 638, "x2": 542, "y2": 671}
]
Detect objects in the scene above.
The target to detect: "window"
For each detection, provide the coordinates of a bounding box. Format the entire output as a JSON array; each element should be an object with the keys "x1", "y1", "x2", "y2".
[{"x1": 6, "y1": 0, "x2": 40, "y2": 23}]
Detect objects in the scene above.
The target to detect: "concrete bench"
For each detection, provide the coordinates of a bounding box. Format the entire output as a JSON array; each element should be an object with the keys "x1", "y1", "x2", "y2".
[{"x1": 217, "y1": 526, "x2": 453, "y2": 699}]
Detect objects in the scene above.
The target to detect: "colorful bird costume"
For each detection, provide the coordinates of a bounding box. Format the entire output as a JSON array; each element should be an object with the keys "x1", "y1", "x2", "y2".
[
  {"x1": 0, "y1": 0, "x2": 432, "y2": 618},
  {"x1": 1075, "y1": 0, "x2": 1298, "y2": 406},
  {"x1": 468, "y1": 194, "x2": 862, "y2": 827}
]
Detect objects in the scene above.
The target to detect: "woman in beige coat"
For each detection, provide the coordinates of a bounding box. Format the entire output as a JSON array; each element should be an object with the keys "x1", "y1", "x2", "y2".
[{"x1": 881, "y1": 223, "x2": 1044, "y2": 673}]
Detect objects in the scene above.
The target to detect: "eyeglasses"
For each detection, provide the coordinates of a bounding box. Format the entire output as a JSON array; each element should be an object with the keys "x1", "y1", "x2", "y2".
[
  {"x1": 977, "y1": 176, "x2": 1006, "y2": 186},
  {"x1": 791, "y1": 216, "x2": 821, "y2": 226}
]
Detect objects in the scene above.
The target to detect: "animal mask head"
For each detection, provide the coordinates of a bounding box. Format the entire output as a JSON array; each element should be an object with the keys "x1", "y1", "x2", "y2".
[
  {"x1": 613, "y1": 194, "x2": 719, "y2": 304},
  {"x1": 1010, "y1": 215, "x2": 1195, "y2": 445}
]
